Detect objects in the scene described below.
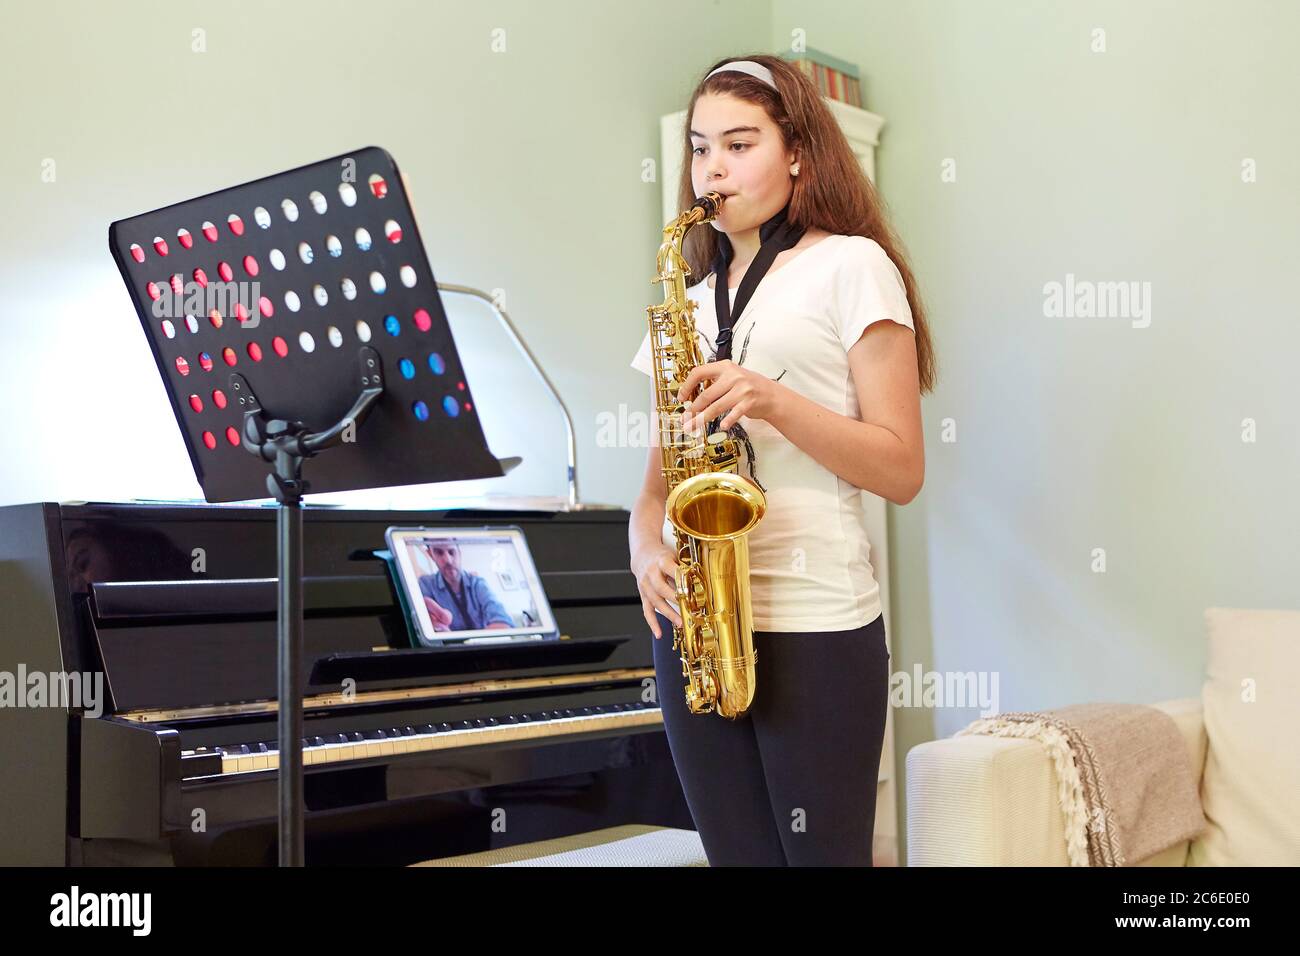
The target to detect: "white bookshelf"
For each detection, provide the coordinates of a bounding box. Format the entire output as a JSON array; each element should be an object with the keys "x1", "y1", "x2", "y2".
[{"x1": 659, "y1": 98, "x2": 899, "y2": 865}]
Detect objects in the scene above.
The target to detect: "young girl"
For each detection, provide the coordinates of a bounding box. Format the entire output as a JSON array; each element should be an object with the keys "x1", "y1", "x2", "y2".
[{"x1": 628, "y1": 54, "x2": 936, "y2": 866}]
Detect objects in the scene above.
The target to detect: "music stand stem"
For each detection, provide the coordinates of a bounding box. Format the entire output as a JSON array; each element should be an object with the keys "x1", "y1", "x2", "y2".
[{"x1": 233, "y1": 347, "x2": 384, "y2": 866}]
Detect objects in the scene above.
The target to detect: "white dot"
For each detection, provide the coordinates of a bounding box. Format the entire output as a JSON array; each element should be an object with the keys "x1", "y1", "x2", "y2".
[
  {"x1": 281, "y1": 199, "x2": 299, "y2": 222},
  {"x1": 161, "y1": 319, "x2": 175, "y2": 338},
  {"x1": 327, "y1": 325, "x2": 343, "y2": 347},
  {"x1": 298, "y1": 242, "x2": 313, "y2": 265},
  {"x1": 340, "y1": 277, "x2": 356, "y2": 300},
  {"x1": 299, "y1": 331, "x2": 316, "y2": 353},
  {"x1": 308, "y1": 190, "x2": 328, "y2": 215},
  {"x1": 338, "y1": 182, "x2": 357, "y2": 206},
  {"x1": 399, "y1": 265, "x2": 417, "y2": 288},
  {"x1": 185, "y1": 314, "x2": 199, "y2": 333},
  {"x1": 369, "y1": 271, "x2": 387, "y2": 294},
  {"x1": 312, "y1": 284, "x2": 328, "y2": 307},
  {"x1": 355, "y1": 320, "x2": 372, "y2": 342},
  {"x1": 284, "y1": 290, "x2": 301, "y2": 312},
  {"x1": 354, "y1": 227, "x2": 372, "y2": 251},
  {"x1": 254, "y1": 206, "x2": 272, "y2": 229},
  {"x1": 326, "y1": 235, "x2": 342, "y2": 258},
  {"x1": 269, "y1": 248, "x2": 286, "y2": 270}
]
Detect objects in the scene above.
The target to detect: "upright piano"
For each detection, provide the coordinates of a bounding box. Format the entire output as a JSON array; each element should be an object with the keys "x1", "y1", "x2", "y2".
[{"x1": 0, "y1": 500, "x2": 691, "y2": 865}]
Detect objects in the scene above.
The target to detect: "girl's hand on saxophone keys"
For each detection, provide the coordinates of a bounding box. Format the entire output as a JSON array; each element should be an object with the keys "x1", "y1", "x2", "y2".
[
  {"x1": 631, "y1": 544, "x2": 682, "y2": 640},
  {"x1": 677, "y1": 360, "x2": 780, "y2": 433}
]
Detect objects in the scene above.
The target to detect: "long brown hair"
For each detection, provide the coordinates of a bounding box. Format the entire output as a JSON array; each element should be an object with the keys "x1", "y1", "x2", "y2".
[{"x1": 678, "y1": 53, "x2": 936, "y2": 394}]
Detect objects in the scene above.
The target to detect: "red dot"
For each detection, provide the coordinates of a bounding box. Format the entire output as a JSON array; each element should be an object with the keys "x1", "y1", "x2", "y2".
[
  {"x1": 146, "y1": 281, "x2": 161, "y2": 300},
  {"x1": 169, "y1": 273, "x2": 183, "y2": 295},
  {"x1": 154, "y1": 237, "x2": 169, "y2": 257},
  {"x1": 222, "y1": 347, "x2": 237, "y2": 366},
  {"x1": 188, "y1": 394, "x2": 203, "y2": 412},
  {"x1": 193, "y1": 267, "x2": 208, "y2": 288},
  {"x1": 258, "y1": 296, "x2": 273, "y2": 318},
  {"x1": 225, "y1": 426, "x2": 240, "y2": 446},
  {"x1": 247, "y1": 342, "x2": 263, "y2": 362},
  {"x1": 177, "y1": 228, "x2": 193, "y2": 250},
  {"x1": 243, "y1": 255, "x2": 259, "y2": 277},
  {"x1": 198, "y1": 351, "x2": 214, "y2": 371},
  {"x1": 212, "y1": 388, "x2": 228, "y2": 409},
  {"x1": 175, "y1": 355, "x2": 190, "y2": 376},
  {"x1": 129, "y1": 244, "x2": 146, "y2": 263},
  {"x1": 202, "y1": 430, "x2": 217, "y2": 449},
  {"x1": 234, "y1": 302, "x2": 249, "y2": 324},
  {"x1": 272, "y1": 336, "x2": 289, "y2": 358},
  {"x1": 218, "y1": 261, "x2": 233, "y2": 282},
  {"x1": 370, "y1": 176, "x2": 388, "y2": 199},
  {"x1": 228, "y1": 214, "x2": 244, "y2": 236},
  {"x1": 202, "y1": 221, "x2": 218, "y2": 242},
  {"x1": 457, "y1": 381, "x2": 465, "y2": 391},
  {"x1": 208, "y1": 309, "x2": 223, "y2": 329},
  {"x1": 412, "y1": 308, "x2": 432, "y2": 332},
  {"x1": 465, "y1": 402, "x2": 472, "y2": 411}
]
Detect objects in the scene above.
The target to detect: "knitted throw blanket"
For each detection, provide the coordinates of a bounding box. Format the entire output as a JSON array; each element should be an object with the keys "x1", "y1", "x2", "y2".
[{"x1": 955, "y1": 702, "x2": 1205, "y2": 866}]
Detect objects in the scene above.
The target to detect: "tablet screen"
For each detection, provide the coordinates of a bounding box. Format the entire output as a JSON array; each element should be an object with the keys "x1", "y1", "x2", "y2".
[{"x1": 385, "y1": 527, "x2": 559, "y2": 646}]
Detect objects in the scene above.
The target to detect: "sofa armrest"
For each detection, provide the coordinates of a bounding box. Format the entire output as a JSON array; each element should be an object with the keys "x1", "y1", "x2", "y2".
[{"x1": 904, "y1": 697, "x2": 1204, "y2": 866}]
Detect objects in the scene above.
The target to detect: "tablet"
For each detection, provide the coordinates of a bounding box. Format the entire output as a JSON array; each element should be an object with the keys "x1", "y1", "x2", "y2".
[{"x1": 384, "y1": 526, "x2": 559, "y2": 647}]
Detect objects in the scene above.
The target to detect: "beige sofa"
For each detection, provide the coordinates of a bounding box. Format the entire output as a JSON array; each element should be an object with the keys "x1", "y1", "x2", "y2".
[{"x1": 904, "y1": 607, "x2": 1299, "y2": 866}]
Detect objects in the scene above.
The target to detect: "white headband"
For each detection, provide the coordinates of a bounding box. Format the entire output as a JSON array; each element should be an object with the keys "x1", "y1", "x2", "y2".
[{"x1": 705, "y1": 60, "x2": 777, "y2": 91}]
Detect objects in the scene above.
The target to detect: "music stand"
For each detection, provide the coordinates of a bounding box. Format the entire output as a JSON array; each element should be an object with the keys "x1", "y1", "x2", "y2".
[{"x1": 109, "y1": 147, "x2": 506, "y2": 865}]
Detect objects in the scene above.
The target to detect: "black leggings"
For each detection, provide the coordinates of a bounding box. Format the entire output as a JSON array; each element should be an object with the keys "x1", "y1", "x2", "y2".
[{"x1": 651, "y1": 610, "x2": 891, "y2": 866}]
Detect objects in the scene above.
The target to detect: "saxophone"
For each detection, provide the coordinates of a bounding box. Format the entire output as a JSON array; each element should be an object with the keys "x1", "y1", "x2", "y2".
[{"x1": 646, "y1": 191, "x2": 767, "y2": 720}]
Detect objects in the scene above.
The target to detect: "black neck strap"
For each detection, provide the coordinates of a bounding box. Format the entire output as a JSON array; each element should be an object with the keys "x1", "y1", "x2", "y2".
[{"x1": 711, "y1": 202, "x2": 806, "y2": 361}]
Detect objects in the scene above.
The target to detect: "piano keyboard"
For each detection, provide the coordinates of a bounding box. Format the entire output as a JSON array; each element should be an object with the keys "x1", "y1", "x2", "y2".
[{"x1": 182, "y1": 701, "x2": 664, "y2": 778}]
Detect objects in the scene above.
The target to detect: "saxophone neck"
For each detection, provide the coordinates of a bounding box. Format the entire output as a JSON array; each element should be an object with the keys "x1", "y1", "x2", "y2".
[{"x1": 653, "y1": 192, "x2": 725, "y2": 284}]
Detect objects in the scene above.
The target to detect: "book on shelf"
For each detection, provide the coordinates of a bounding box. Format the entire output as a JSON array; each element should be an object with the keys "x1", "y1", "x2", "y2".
[{"x1": 781, "y1": 47, "x2": 864, "y2": 109}]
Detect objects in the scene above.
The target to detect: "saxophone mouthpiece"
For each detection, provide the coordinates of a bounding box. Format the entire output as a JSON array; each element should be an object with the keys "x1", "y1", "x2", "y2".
[{"x1": 692, "y1": 192, "x2": 726, "y2": 220}]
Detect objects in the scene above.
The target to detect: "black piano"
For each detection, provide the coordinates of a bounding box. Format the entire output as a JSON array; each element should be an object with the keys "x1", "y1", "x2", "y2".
[{"x1": 0, "y1": 500, "x2": 692, "y2": 865}]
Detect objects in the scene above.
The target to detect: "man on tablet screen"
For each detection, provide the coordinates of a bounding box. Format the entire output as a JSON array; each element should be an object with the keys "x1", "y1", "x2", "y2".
[{"x1": 416, "y1": 539, "x2": 513, "y2": 632}]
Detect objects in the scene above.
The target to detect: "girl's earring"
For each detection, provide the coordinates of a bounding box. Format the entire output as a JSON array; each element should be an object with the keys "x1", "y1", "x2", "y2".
[{"x1": 791, "y1": 163, "x2": 801, "y2": 176}]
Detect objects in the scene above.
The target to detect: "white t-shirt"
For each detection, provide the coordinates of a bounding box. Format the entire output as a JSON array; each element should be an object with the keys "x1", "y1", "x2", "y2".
[{"x1": 629, "y1": 233, "x2": 914, "y2": 632}]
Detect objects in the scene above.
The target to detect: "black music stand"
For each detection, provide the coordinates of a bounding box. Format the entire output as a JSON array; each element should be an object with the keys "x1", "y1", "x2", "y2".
[{"x1": 109, "y1": 147, "x2": 506, "y2": 866}]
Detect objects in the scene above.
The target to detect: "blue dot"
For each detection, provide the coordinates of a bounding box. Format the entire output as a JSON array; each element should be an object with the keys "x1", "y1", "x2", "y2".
[
  {"x1": 398, "y1": 358, "x2": 415, "y2": 379},
  {"x1": 384, "y1": 314, "x2": 401, "y2": 336},
  {"x1": 442, "y1": 395, "x2": 460, "y2": 417},
  {"x1": 427, "y1": 352, "x2": 445, "y2": 375},
  {"x1": 412, "y1": 400, "x2": 430, "y2": 421}
]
